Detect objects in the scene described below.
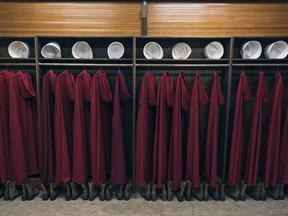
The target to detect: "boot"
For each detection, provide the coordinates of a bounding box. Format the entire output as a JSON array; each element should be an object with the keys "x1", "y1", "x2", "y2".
[
  {"x1": 159, "y1": 183, "x2": 167, "y2": 201},
  {"x1": 259, "y1": 183, "x2": 266, "y2": 201},
  {"x1": 225, "y1": 184, "x2": 239, "y2": 201},
  {"x1": 124, "y1": 182, "x2": 132, "y2": 201},
  {"x1": 4, "y1": 182, "x2": 9, "y2": 201},
  {"x1": 246, "y1": 184, "x2": 260, "y2": 201},
  {"x1": 203, "y1": 182, "x2": 209, "y2": 201},
  {"x1": 26, "y1": 180, "x2": 39, "y2": 201},
  {"x1": 40, "y1": 183, "x2": 49, "y2": 201},
  {"x1": 141, "y1": 182, "x2": 151, "y2": 201},
  {"x1": 284, "y1": 184, "x2": 288, "y2": 196},
  {"x1": 176, "y1": 181, "x2": 186, "y2": 202},
  {"x1": 22, "y1": 184, "x2": 27, "y2": 201},
  {"x1": 70, "y1": 182, "x2": 81, "y2": 200},
  {"x1": 49, "y1": 183, "x2": 60, "y2": 201},
  {"x1": 0, "y1": 184, "x2": 4, "y2": 199},
  {"x1": 151, "y1": 182, "x2": 157, "y2": 201},
  {"x1": 167, "y1": 181, "x2": 174, "y2": 201},
  {"x1": 184, "y1": 180, "x2": 192, "y2": 201},
  {"x1": 105, "y1": 184, "x2": 113, "y2": 201},
  {"x1": 218, "y1": 183, "x2": 225, "y2": 201},
  {"x1": 99, "y1": 182, "x2": 108, "y2": 201},
  {"x1": 266, "y1": 184, "x2": 280, "y2": 200},
  {"x1": 239, "y1": 181, "x2": 247, "y2": 201},
  {"x1": 88, "y1": 180, "x2": 98, "y2": 201},
  {"x1": 81, "y1": 183, "x2": 89, "y2": 200},
  {"x1": 208, "y1": 184, "x2": 219, "y2": 201},
  {"x1": 191, "y1": 183, "x2": 203, "y2": 201},
  {"x1": 9, "y1": 181, "x2": 21, "y2": 201},
  {"x1": 63, "y1": 183, "x2": 71, "y2": 201},
  {"x1": 116, "y1": 184, "x2": 124, "y2": 200},
  {"x1": 279, "y1": 183, "x2": 284, "y2": 200}
]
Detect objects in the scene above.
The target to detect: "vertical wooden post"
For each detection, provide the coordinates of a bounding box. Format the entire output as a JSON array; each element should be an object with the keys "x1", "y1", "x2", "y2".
[{"x1": 141, "y1": 0, "x2": 148, "y2": 36}]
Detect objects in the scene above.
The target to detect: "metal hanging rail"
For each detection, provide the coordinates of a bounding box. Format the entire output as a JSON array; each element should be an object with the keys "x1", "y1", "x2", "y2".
[
  {"x1": 39, "y1": 63, "x2": 133, "y2": 67},
  {"x1": 135, "y1": 63, "x2": 229, "y2": 67}
]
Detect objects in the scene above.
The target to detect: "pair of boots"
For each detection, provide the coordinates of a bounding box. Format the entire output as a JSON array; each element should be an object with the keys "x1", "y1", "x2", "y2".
[
  {"x1": 141, "y1": 182, "x2": 157, "y2": 201},
  {"x1": 2, "y1": 181, "x2": 21, "y2": 201},
  {"x1": 116, "y1": 182, "x2": 133, "y2": 201},
  {"x1": 63, "y1": 182, "x2": 81, "y2": 201},
  {"x1": 203, "y1": 182, "x2": 225, "y2": 201},
  {"x1": 98, "y1": 182, "x2": 113, "y2": 201},
  {"x1": 41, "y1": 183, "x2": 60, "y2": 201},
  {"x1": 21, "y1": 180, "x2": 39, "y2": 201},
  {"x1": 175, "y1": 180, "x2": 191, "y2": 202},
  {"x1": 246, "y1": 183, "x2": 266, "y2": 201},
  {"x1": 225, "y1": 180, "x2": 247, "y2": 201},
  {"x1": 159, "y1": 181, "x2": 174, "y2": 201},
  {"x1": 265, "y1": 183, "x2": 285, "y2": 200}
]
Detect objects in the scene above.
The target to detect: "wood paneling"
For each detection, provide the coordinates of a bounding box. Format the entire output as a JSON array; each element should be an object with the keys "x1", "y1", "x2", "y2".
[
  {"x1": 148, "y1": 3, "x2": 288, "y2": 37},
  {"x1": 0, "y1": 2, "x2": 141, "y2": 36}
]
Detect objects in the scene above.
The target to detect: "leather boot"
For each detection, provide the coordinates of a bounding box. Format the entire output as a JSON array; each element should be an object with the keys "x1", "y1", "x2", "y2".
[
  {"x1": 63, "y1": 183, "x2": 71, "y2": 201},
  {"x1": 99, "y1": 182, "x2": 108, "y2": 201},
  {"x1": 9, "y1": 181, "x2": 21, "y2": 201},
  {"x1": 40, "y1": 183, "x2": 49, "y2": 201},
  {"x1": 167, "y1": 181, "x2": 174, "y2": 201},
  {"x1": 266, "y1": 184, "x2": 280, "y2": 200},
  {"x1": 105, "y1": 184, "x2": 113, "y2": 201},
  {"x1": 203, "y1": 182, "x2": 209, "y2": 201},
  {"x1": 81, "y1": 183, "x2": 89, "y2": 200},
  {"x1": 192, "y1": 183, "x2": 203, "y2": 201},
  {"x1": 4, "y1": 182, "x2": 9, "y2": 201},
  {"x1": 22, "y1": 184, "x2": 27, "y2": 201},
  {"x1": 151, "y1": 182, "x2": 157, "y2": 201},
  {"x1": 279, "y1": 183, "x2": 284, "y2": 200},
  {"x1": 184, "y1": 180, "x2": 192, "y2": 201},
  {"x1": 124, "y1": 182, "x2": 132, "y2": 201},
  {"x1": 259, "y1": 183, "x2": 266, "y2": 201},
  {"x1": 208, "y1": 184, "x2": 219, "y2": 201},
  {"x1": 176, "y1": 181, "x2": 186, "y2": 202},
  {"x1": 24, "y1": 180, "x2": 39, "y2": 201},
  {"x1": 159, "y1": 183, "x2": 167, "y2": 201},
  {"x1": 70, "y1": 182, "x2": 81, "y2": 200},
  {"x1": 246, "y1": 184, "x2": 260, "y2": 201},
  {"x1": 88, "y1": 180, "x2": 98, "y2": 201},
  {"x1": 49, "y1": 183, "x2": 59, "y2": 201},
  {"x1": 218, "y1": 182, "x2": 225, "y2": 201},
  {"x1": 239, "y1": 181, "x2": 247, "y2": 201},
  {"x1": 116, "y1": 184, "x2": 124, "y2": 200},
  {"x1": 225, "y1": 184, "x2": 239, "y2": 201},
  {"x1": 0, "y1": 184, "x2": 4, "y2": 199},
  {"x1": 141, "y1": 182, "x2": 151, "y2": 201}
]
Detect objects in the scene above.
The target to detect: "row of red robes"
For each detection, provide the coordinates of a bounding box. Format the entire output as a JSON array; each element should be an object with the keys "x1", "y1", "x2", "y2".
[
  {"x1": 227, "y1": 71, "x2": 288, "y2": 188},
  {"x1": 40, "y1": 69, "x2": 131, "y2": 186},
  {"x1": 136, "y1": 71, "x2": 225, "y2": 190},
  {"x1": 0, "y1": 70, "x2": 38, "y2": 184}
]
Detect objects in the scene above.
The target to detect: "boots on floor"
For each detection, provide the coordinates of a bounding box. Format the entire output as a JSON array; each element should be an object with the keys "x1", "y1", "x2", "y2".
[
  {"x1": 0, "y1": 183, "x2": 4, "y2": 199},
  {"x1": 4, "y1": 182, "x2": 9, "y2": 201},
  {"x1": 167, "y1": 181, "x2": 174, "y2": 201},
  {"x1": 218, "y1": 182, "x2": 225, "y2": 201},
  {"x1": 246, "y1": 184, "x2": 261, "y2": 201},
  {"x1": 208, "y1": 184, "x2": 219, "y2": 201},
  {"x1": 225, "y1": 184, "x2": 239, "y2": 201},
  {"x1": 40, "y1": 183, "x2": 49, "y2": 201},
  {"x1": 105, "y1": 184, "x2": 113, "y2": 201},
  {"x1": 99, "y1": 182, "x2": 108, "y2": 201},
  {"x1": 69, "y1": 182, "x2": 81, "y2": 200},
  {"x1": 176, "y1": 181, "x2": 186, "y2": 202},
  {"x1": 49, "y1": 183, "x2": 60, "y2": 201},
  {"x1": 279, "y1": 183, "x2": 284, "y2": 200},
  {"x1": 116, "y1": 184, "x2": 124, "y2": 200},
  {"x1": 159, "y1": 183, "x2": 167, "y2": 201},
  {"x1": 259, "y1": 183, "x2": 266, "y2": 201},
  {"x1": 124, "y1": 182, "x2": 132, "y2": 201},
  {"x1": 191, "y1": 183, "x2": 203, "y2": 201},
  {"x1": 9, "y1": 181, "x2": 21, "y2": 201},
  {"x1": 22, "y1": 180, "x2": 39, "y2": 201},
  {"x1": 266, "y1": 184, "x2": 280, "y2": 200},
  {"x1": 88, "y1": 180, "x2": 98, "y2": 201},
  {"x1": 151, "y1": 182, "x2": 157, "y2": 201},
  {"x1": 239, "y1": 181, "x2": 247, "y2": 201},
  {"x1": 81, "y1": 183, "x2": 89, "y2": 200},
  {"x1": 63, "y1": 183, "x2": 71, "y2": 201},
  {"x1": 141, "y1": 182, "x2": 151, "y2": 201},
  {"x1": 203, "y1": 182, "x2": 209, "y2": 201}
]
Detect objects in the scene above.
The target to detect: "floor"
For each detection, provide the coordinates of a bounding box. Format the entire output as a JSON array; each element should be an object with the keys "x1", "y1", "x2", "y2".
[{"x1": 0, "y1": 193, "x2": 288, "y2": 216}]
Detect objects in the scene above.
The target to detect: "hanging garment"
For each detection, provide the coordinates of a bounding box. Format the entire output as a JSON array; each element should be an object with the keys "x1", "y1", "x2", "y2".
[
  {"x1": 261, "y1": 71, "x2": 284, "y2": 188},
  {"x1": 185, "y1": 72, "x2": 209, "y2": 188},
  {"x1": 204, "y1": 72, "x2": 225, "y2": 188},
  {"x1": 227, "y1": 71, "x2": 252, "y2": 186},
  {"x1": 167, "y1": 73, "x2": 190, "y2": 191},
  {"x1": 152, "y1": 72, "x2": 174, "y2": 188},
  {"x1": 135, "y1": 72, "x2": 157, "y2": 187},
  {"x1": 244, "y1": 71, "x2": 269, "y2": 187},
  {"x1": 9, "y1": 71, "x2": 38, "y2": 184},
  {"x1": 0, "y1": 70, "x2": 13, "y2": 183},
  {"x1": 111, "y1": 71, "x2": 131, "y2": 185},
  {"x1": 72, "y1": 70, "x2": 92, "y2": 184},
  {"x1": 54, "y1": 70, "x2": 75, "y2": 185},
  {"x1": 40, "y1": 70, "x2": 57, "y2": 183},
  {"x1": 90, "y1": 71, "x2": 113, "y2": 185}
]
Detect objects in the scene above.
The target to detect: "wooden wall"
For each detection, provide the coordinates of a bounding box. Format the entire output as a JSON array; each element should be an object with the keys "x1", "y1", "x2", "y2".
[{"x1": 0, "y1": 1, "x2": 287, "y2": 37}]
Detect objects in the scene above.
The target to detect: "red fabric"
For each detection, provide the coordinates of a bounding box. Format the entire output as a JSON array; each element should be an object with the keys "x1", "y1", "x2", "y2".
[
  {"x1": 9, "y1": 71, "x2": 38, "y2": 184},
  {"x1": 167, "y1": 73, "x2": 190, "y2": 191},
  {"x1": 135, "y1": 72, "x2": 156, "y2": 187},
  {"x1": 54, "y1": 70, "x2": 75, "y2": 185},
  {"x1": 90, "y1": 71, "x2": 113, "y2": 185},
  {"x1": 204, "y1": 72, "x2": 225, "y2": 187},
  {"x1": 185, "y1": 72, "x2": 209, "y2": 188},
  {"x1": 0, "y1": 70, "x2": 13, "y2": 183},
  {"x1": 72, "y1": 70, "x2": 92, "y2": 184},
  {"x1": 261, "y1": 71, "x2": 284, "y2": 188},
  {"x1": 244, "y1": 71, "x2": 268, "y2": 187},
  {"x1": 152, "y1": 72, "x2": 174, "y2": 188},
  {"x1": 111, "y1": 71, "x2": 131, "y2": 184},
  {"x1": 227, "y1": 71, "x2": 252, "y2": 186},
  {"x1": 40, "y1": 70, "x2": 57, "y2": 183}
]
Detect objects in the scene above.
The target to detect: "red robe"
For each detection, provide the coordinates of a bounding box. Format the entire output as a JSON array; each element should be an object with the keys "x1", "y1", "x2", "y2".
[
  {"x1": 204, "y1": 72, "x2": 225, "y2": 188},
  {"x1": 9, "y1": 71, "x2": 38, "y2": 184},
  {"x1": 227, "y1": 71, "x2": 252, "y2": 186},
  {"x1": 72, "y1": 70, "x2": 92, "y2": 184},
  {"x1": 167, "y1": 73, "x2": 190, "y2": 191},
  {"x1": 0, "y1": 70, "x2": 13, "y2": 183},
  {"x1": 135, "y1": 72, "x2": 157, "y2": 187},
  {"x1": 185, "y1": 72, "x2": 209, "y2": 188},
  {"x1": 54, "y1": 70, "x2": 75, "y2": 185},
  {"x1": 262, "y1": 71, "x2": 284, "y2": 188},
  {"x1": 111, "y1": 71, "x2": 131, "y2": 184},
  {"x1": 244, "y1": 71, "x2": 268, "y2": 187},
  {"x1": 153, "y1": 72, "x2": 174, "y2": 188},
  {"x1": 90, "y1": 71, "x2": 113, "y2": 185},
  {"x1": 41, "y1": 70, "x2": 57, "y2": 183}
]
